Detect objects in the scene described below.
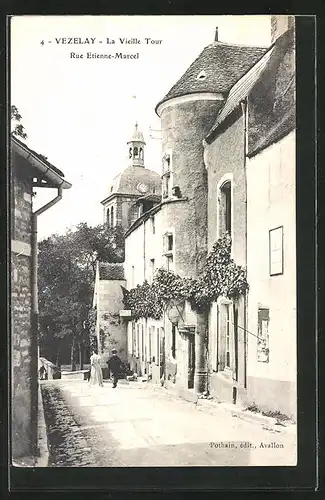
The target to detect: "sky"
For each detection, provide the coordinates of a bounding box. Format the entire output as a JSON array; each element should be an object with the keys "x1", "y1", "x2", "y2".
[{"x1": 11, "y1": 15, "x2": 271, "y2": 240}]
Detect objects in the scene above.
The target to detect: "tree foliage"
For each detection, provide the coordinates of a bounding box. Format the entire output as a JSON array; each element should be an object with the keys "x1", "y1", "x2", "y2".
[
  {"x1": 11, "y1": 105, "x2": 27, "y2": 140},
  {"x1": 38, "y1": 222, "x2": 125, "y2": 366},
  {"x1": 122, "y1": 234, "x2": 249, "y2": 319}
]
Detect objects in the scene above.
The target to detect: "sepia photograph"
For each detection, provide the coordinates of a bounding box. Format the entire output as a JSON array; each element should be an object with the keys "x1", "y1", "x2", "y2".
[{"x1": 9, "y1": 14, "x2": 298, "y2": 470}]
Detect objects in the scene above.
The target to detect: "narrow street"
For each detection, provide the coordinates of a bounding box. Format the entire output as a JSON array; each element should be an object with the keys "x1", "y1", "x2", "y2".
[{"x1": 41, "y1": 380, "x2": 296, "y2": 467}]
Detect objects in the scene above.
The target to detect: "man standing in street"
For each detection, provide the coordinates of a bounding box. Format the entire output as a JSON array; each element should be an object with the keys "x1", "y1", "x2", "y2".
[{"x1": 107, "y1": 349, "x2": 123, "y2": 388}]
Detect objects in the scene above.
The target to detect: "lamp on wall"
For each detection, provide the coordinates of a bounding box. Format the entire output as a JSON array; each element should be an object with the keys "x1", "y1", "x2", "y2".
[{"x1": 166, "y1": 298, "x2": 185, "y2": 325}]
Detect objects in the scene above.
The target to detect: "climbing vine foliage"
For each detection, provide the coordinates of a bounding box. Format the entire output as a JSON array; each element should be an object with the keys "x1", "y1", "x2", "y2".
[{"x1": 122, "y1": 234, "x2": 248, "y2": 320}]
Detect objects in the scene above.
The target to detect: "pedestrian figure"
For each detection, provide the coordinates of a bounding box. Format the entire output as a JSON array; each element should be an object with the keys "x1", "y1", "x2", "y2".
[
  {"x1": 39, "y1": 365, "x2": 47, "y2": 380},
  {"x1": 107, "y1": 349, "x2": 123, "y2": 388},
  {"x1": 89, "y1": 350, "x2": 104, "y2": 387}
]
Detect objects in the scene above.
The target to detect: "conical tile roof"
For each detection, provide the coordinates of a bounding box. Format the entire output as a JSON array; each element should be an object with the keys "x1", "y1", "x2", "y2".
[{"x1": 156, "y1": 41, "x2": 267, "y2": 113}]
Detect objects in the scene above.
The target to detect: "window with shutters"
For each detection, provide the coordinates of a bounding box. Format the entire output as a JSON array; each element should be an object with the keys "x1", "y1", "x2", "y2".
[
  {"x1": 156, "y1": 328, "x2": 160, "y2": 365},
  {"x1": 132, "y1": 323, "x2": 136, "y2": 356},
  {"x1": 217, "y1": 300, "x2": 234, "y2": 373},
  {"x1": 163, "y1": 232, "x2": 174, "y2": 271},
  {"x1": 148, "y1": 329, "x2": 152, "y2": 362},
  {"x1": 171, "y1": 324, "x2": 176, "y2": 359},
  {"x1": 257, "y1": 308, "x2": 270, "y2": 362},
  {"x1": 136, "y1": 324, "x2": 140, "y2": 358},
  {"x1": 225, "y1": 304, "x2": 231, "y2": 368},
  {"x1": 141, "y1": 324, "x2": 144, "y2": 361}
]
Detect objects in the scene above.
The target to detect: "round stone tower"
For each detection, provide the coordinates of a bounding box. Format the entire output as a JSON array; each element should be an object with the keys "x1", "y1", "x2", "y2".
[{"x1": 155, "y1": 28, "x2": 267, "y2": 393}]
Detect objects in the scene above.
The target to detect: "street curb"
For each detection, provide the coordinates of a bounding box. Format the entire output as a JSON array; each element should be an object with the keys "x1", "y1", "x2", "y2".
[
  {"x1": 151, "y1": 383, "x2": 296, "y2": 434},
  {"x1": 35, "y1": 383, "x2": 50, "y2": 467},
  {"x1": 195, "y1": 398, "x2": 296, "y2": 433}
]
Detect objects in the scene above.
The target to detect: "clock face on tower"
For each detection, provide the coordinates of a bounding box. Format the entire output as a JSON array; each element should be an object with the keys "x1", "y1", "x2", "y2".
[{"x1": 137, "y1": 182, "x2": 148, "y2": 194}]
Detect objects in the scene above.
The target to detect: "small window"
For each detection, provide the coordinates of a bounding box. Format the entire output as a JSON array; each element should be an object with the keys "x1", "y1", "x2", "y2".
[
  {"x1": 166, "y1": 254, "x2": 173, "y2": 271},
  {"x1": 197, "y1": 70, "x2": 207, "y2": 80},
  {"x1": 107, "y1": 208, "x2": 110, "y2": 226},
  {"x1": 149, "y1": 258, "x2": 155, "y2": 284},
  {"x1": 167, "y1": 234, "x2": 173, "y2": 251},
  {"x1": 163, "y1": 154, "x2": 171, "y2": 173},
  {"x1": 151, "y1": 216, "x2": 155, "y2": 234},
  {"x1": 110, "y1": 206, "x2": 114, "y2": 227},
  {"x1": 219, "y1": 181, "x2": 231, "y2": 236},
  {"x1": 162, "y1": 152, "x2": 172, "y2": 199}
]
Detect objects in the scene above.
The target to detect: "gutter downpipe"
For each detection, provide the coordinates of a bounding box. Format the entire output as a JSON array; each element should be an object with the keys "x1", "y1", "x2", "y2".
[
  {"x1": 241, "y1": 98, "x2": 249, "y2": 390},
  {"x1": 30, "y1": 187, "x2": 63, "y2": 456}
]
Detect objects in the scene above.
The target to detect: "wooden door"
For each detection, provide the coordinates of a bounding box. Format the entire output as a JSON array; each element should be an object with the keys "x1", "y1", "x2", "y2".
[{"x1": 188, "y1": 334, "x2": 195, "y2": 389}]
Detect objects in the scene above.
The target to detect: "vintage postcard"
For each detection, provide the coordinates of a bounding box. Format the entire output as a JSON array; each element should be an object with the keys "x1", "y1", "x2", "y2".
[{"x1": 10, "y1": 14, "x2": 298, "y2": 471}]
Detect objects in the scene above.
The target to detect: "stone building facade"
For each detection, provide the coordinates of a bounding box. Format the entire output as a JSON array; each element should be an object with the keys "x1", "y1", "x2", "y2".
[
  {"x1": 11, "y1": 147, "x2": 36, "y2": 460},
  {"x1": 92, "y1": 126, "x2": 161, "y2": 366},
  {"x1": 11, "y1": 136, "x2": 71, "y2": 461},
  {"x1": 245, "y1": 23, "x2": 296, "y2": 418},
  {"x1": 154, "y1": 29, "x2": 266, "y2": 396},
  {"x1": 92, "y1": 262, "x2": 127, "y2": 372},
  {"x1": 106, "y1": 16, "x2": 296, "y2": 418}
]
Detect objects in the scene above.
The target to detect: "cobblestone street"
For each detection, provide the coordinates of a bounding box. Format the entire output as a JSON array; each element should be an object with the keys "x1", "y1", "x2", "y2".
[{"x1": 41, "y1": 380, "x2": 297, "y2": 467}]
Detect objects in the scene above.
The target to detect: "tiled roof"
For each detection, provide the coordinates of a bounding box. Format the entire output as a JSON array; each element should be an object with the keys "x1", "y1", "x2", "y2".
[
  {"x1": 12, "y1": 135, "x2": 65, "y2": 177},
  {"x1": 247, "y1": 26, "x2": 295, "y2": 156},
  {"x1": 98, "y1": 262, "x2": 125, "y2": 281},
  {"x1": 156, "y1": 41, "x2": 267, "y2": 111},
  {"x1": 206, "y1": 45, "x2": 275, "y2": 141}
]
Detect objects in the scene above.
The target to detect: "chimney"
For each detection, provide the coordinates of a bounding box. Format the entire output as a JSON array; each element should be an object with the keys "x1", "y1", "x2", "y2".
[{"x1": 214, "y1": 27, "x2": 218, "y2": 42}]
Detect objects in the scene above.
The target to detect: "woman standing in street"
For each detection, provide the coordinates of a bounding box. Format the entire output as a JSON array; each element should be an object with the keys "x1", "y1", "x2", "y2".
[{"x1": 89, "y1": 350, "x2": 104, "y2": 387}]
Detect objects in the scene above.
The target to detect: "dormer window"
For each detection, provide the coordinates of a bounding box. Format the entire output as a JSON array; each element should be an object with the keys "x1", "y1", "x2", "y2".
[{"x1": 197, "y1": 70, "x2": 207, "y2": 81}]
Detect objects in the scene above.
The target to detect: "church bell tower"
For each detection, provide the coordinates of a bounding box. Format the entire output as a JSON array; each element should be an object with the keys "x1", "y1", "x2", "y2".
[{"x1": 127, "y1": 122, "x2": 146, "y2": 167}]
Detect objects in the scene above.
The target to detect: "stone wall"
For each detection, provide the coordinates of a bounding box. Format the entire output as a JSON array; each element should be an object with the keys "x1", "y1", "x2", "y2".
[
  {"x1": 159, "y1": 99, "x2": 223, "y2": 392},
  {"x1": 160, "y1": 99, "x2": 222, "y2": 278},
  {"x1": 204, "y1": 112, "x2": 247, "y2": 402},
  {"x1": 204, "y1": 111, "x2": 246, "y2": 265},
  {"x1": 11, "y1": 154, "x2": 37, "y2": 459},
  {"x1": 97, "y1": 279, "x2": 127, "y2": 370}
]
